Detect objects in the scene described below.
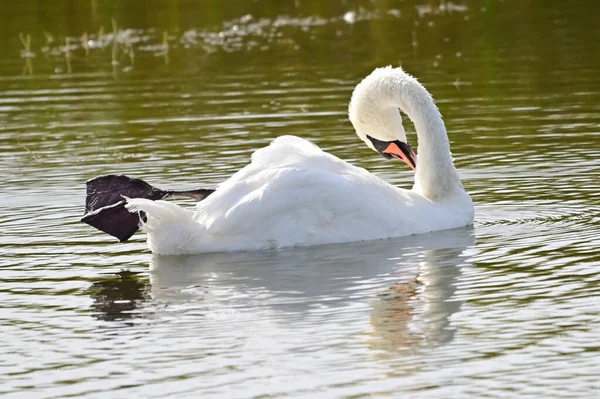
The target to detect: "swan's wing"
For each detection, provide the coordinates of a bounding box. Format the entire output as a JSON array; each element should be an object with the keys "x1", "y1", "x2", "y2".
[
  {"x1": 218, "y1": 136, "x2": 355, "y2": 187},
  {"x1": 194, "y1": 136, "x2": 415, "y2": 245}
]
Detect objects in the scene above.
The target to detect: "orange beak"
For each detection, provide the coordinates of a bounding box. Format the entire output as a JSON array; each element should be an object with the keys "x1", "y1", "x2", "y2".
[{"x1": 383, "y1": 142, "x2": 417, "y2": 170}]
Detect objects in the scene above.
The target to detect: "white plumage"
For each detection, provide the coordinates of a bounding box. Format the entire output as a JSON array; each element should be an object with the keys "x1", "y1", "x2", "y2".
[{"x1": 127, "y1": 67, "x2": 474, "y2": 254}]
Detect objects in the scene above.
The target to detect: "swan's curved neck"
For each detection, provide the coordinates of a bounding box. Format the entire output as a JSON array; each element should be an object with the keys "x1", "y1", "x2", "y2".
[{"x1": 388, "y1": 73, "x2": 463, "y2": 199}]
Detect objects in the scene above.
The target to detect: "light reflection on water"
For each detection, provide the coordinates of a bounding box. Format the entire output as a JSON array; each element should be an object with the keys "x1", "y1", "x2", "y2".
[{"x1": 2, "y1": 0, "x2": 600, "y2": 397}]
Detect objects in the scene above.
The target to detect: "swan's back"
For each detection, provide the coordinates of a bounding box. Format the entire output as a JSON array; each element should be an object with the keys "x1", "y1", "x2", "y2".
[{"x1": 195, "y1": 136, "x2": 408, "y2": 236}]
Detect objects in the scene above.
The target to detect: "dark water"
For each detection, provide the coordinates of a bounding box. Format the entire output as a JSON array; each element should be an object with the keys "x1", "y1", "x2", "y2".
[{"x1": 2, "y1": 0, "x2": 600, "y2": 397}]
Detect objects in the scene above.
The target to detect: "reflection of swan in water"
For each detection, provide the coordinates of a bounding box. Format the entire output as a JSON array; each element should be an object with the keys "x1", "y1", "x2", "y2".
[
  {"x1": 150, "y1": 228, "x2": 474, "y2": 351},
  {"x1": 85, "y1": 271, "x2": 151, "y2": 322},
  {"x1": 367, "y1": 244, "x2": 468, "y2": 353},
  {"x1": 150, "y1": 237, "x2": 419, "y2": 310}
]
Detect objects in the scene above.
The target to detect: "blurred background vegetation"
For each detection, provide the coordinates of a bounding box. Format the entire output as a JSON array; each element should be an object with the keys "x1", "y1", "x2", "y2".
[{"x1": 2, "y1": 0, "x2": 599, "y2": 79}]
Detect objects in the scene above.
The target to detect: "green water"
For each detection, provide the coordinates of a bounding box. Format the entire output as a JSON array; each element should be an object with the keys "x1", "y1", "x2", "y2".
[{"x1": 2, "y1": 1, "x2": 600, "y2": 398}]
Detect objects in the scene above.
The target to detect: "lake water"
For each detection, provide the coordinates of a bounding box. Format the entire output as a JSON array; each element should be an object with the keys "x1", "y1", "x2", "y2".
[{"x1": 2, "y1": 0, "x2": 600, "y2": 397}]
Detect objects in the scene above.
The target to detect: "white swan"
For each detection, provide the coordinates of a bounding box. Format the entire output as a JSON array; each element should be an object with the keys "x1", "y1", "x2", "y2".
[{"x1": 126, "y1": 66, "x2": 474, "y2": 254}]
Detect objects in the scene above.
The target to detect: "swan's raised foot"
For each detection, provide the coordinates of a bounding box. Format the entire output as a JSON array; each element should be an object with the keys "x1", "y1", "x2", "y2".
[{"x1": 81, "y1": 174, "x2": 214, "y2": 242}]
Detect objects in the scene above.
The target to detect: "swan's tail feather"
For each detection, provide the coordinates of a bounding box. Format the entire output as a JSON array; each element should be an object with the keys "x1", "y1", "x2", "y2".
[
  {"x1": 125, "y1": 198, "x2": 191, "y2": 228},
  {"x1": 125, "y1": 198, "x2": 199, "y2": 254}
]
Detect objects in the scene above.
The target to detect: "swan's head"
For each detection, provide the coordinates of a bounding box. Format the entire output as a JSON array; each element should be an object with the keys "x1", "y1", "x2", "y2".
[{"x1": 348, "y1": 66, "x2": 417, "y2": 170}]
